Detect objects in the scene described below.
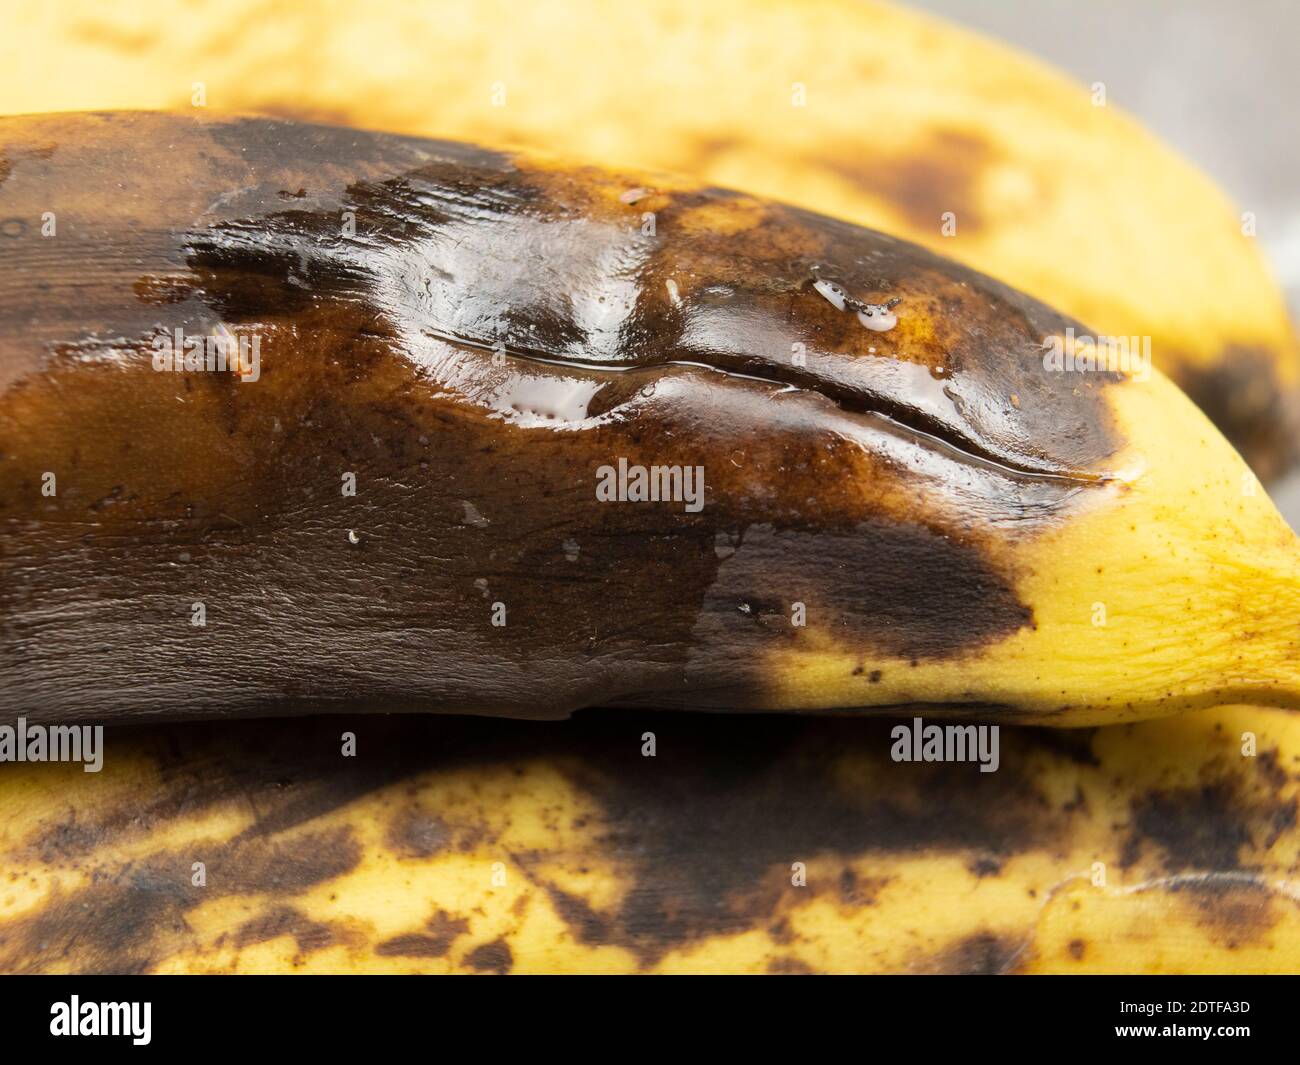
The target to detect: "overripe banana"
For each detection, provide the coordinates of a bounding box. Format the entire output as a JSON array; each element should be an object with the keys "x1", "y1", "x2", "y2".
[
  {"x1": 2, "y1": 0, "x2": 1295, "y2": 476},
  {"x1": 0, "y1": 706, "x2": 1296, "y2": 973},
  {"x1": 4, "y1": 112, "x2": 1300, "y2": 727}
]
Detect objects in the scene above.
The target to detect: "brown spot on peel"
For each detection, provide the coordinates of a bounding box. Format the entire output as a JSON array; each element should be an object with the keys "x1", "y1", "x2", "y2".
[
  {"x1": 385, "y1": 808, "x2": 451, "y2": 860},
  {"x1": 1168, "y1": 873, "x2": 1281, "y2": 948},
  {"x1": 0, "y1": 826, "x2": 361, "y2": 974},
  {"x1": 1177, "y1": 345, "x2": 1300, "y2": 483},
  {"x1": 464, "y1": 937, "x2": 513, "y2": 974},
  {"x1": 234, "y1": 906, "x2": 335, "y2": 956},
  {"x1": 913, "y1": 931, "x2": 1023, "y2": 974},
  {"x1": 1124, "y1": 780, "x2": 1297, "y2": 874},
  {"x1": 823, "y1": 128, "x2": 994, "y2": 236},
  {"x1": 376, "y1": 911, "x2": 471, "y2": 958}
]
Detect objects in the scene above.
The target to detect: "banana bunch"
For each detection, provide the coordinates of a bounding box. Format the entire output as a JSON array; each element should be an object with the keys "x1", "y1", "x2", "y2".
[
  {"x1": 2, "y1": 0, "x2": 1296, "y2": 477},
  {"x1": 1, "y1": 0, "x2": 1299, "y2": 976}
]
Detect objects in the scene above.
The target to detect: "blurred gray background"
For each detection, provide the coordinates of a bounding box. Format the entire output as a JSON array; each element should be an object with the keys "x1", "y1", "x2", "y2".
[{"x1": 913, "y1": 0, "x2": 1300, "y2": 520}]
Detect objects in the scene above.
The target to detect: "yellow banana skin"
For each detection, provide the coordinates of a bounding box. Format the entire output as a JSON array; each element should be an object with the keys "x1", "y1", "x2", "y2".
[
  {"x1": 2, "y1": 0, "x2": 1296, "y2": 476},
  {"x1": 1, "y1": 707, "x2": 1296, "y2": 974}
]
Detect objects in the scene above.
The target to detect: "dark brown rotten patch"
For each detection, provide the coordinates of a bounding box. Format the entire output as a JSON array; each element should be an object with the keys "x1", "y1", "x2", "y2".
[
  {"x1": 376, "y1": 913, "x2": 470, "y2": 959},
  {"x1": 464, "y1": 937, "x2": 514, "y2": 974},
  {"x1": 912, "y1": 931, "x2": 1024, "y2": 975},
  {"x1": 820, "y1": 127, "x2": 996, "y2": 237},
  {"x1": 1122, "y1": 769, "x2": 1298, "y2": 875},
  {"x1": 0, "y1": 825, "x2": 361, "y2": 974},
  {"x1": 1177, "y1": 346, "x2": 1300, "y2": 484},
  {"x1": 234, "y1": 906, "x2": 336, "y2": 956},
  {"x1": 517, "y1": 712, "x2": 1065, "y2": 963},
  {"x1": 0, "y1": 112, "x2": 1123, "y2": 724},
  {"x1": 1166, "y1": 874, "x2": 1284, "y2": 948}
]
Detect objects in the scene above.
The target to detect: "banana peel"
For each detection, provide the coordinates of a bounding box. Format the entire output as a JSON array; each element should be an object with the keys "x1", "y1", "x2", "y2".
[
  {"x1": 4, "y1": 112, "x2": 1300, "y2": 725},
  {"x1": 1, "y1": 0, "x2": 1295, "y2": 476},
  {"x1": 0, "y1": 706, "x2": 1296, "y2": 974}
]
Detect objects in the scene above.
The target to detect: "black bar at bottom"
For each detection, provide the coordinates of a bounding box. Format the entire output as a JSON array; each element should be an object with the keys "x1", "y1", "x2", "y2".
[{"x1": 0, "y1": 974, "x2": 1289, "y2": 1052}]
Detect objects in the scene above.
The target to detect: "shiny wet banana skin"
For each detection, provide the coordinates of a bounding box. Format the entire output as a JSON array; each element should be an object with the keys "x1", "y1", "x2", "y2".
[
  {"x1": 4, "y1": 0, "x2": 1297, "y2": 479},
  {"x1": 1, "y1": 112, "x2": 1134, "y2": 724}
]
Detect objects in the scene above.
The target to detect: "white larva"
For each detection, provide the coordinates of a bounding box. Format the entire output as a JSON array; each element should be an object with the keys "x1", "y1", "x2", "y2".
[
  {"x1": 813, "y1": 278, "x2": 848, "y2": 312},
  {"x1": 857, "y1": 305, "x2": 898, "y2": 332}
]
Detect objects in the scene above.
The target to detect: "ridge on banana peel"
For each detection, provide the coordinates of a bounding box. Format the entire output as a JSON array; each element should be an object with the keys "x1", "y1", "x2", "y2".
[
  {"x1": 2, "y1": 111, "x2": 1300, "y2": 727},
  {"x1": 0, "y1": 707, "x2": 1297, "y2": 974},
  {"x1": 3, "y1": 0, "x2": 1296, "y2": 479}
]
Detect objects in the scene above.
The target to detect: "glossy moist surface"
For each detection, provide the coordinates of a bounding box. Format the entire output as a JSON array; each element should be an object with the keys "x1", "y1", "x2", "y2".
[{"x1": 0, "y1": 112, "x2": 1122, "y2": 721}]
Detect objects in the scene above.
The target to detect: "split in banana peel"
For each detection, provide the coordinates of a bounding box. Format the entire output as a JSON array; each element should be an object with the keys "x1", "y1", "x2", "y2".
[
  {"x1": 2, "y1": 0, "x2": 1295, "y2": 478},
  {"x1": 3, "y1": 111, "x2": 1300, "y2": 727},
  {"x1": 0, "y1": 707, "x2": 1296, "y2": 974}
]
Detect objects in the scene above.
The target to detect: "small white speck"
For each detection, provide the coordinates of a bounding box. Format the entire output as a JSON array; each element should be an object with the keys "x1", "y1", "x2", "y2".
[
  {"x1": 347, "y1": 529, "x2": 361, "y2": 545},
  {"x1": 620, "y1": 187, "x2": 648, "y2": 205},
  {"x1": 665, "y1": 278, "x2": 682, "y2": 307}
]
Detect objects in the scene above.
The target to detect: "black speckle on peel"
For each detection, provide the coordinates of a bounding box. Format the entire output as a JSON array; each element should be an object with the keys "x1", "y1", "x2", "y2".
[
  {"x1": 464, "y1": 938, "x2": 513, "y2": 974},
  {"x1": 1067, "y1": 939, "x2": 1085, "y2": 960}
]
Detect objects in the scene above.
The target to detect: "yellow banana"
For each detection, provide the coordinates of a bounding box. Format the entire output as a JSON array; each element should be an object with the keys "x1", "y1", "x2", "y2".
[
  {"x1": 3, "y1": 112, "x2": 1300, "y2": 726},
  {"x1": 0, "y1": 706, "x2": 1296, "y2": 973},
  {"x1": 1, "y1": 0, "x2": 1295, "y2": 476}
]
